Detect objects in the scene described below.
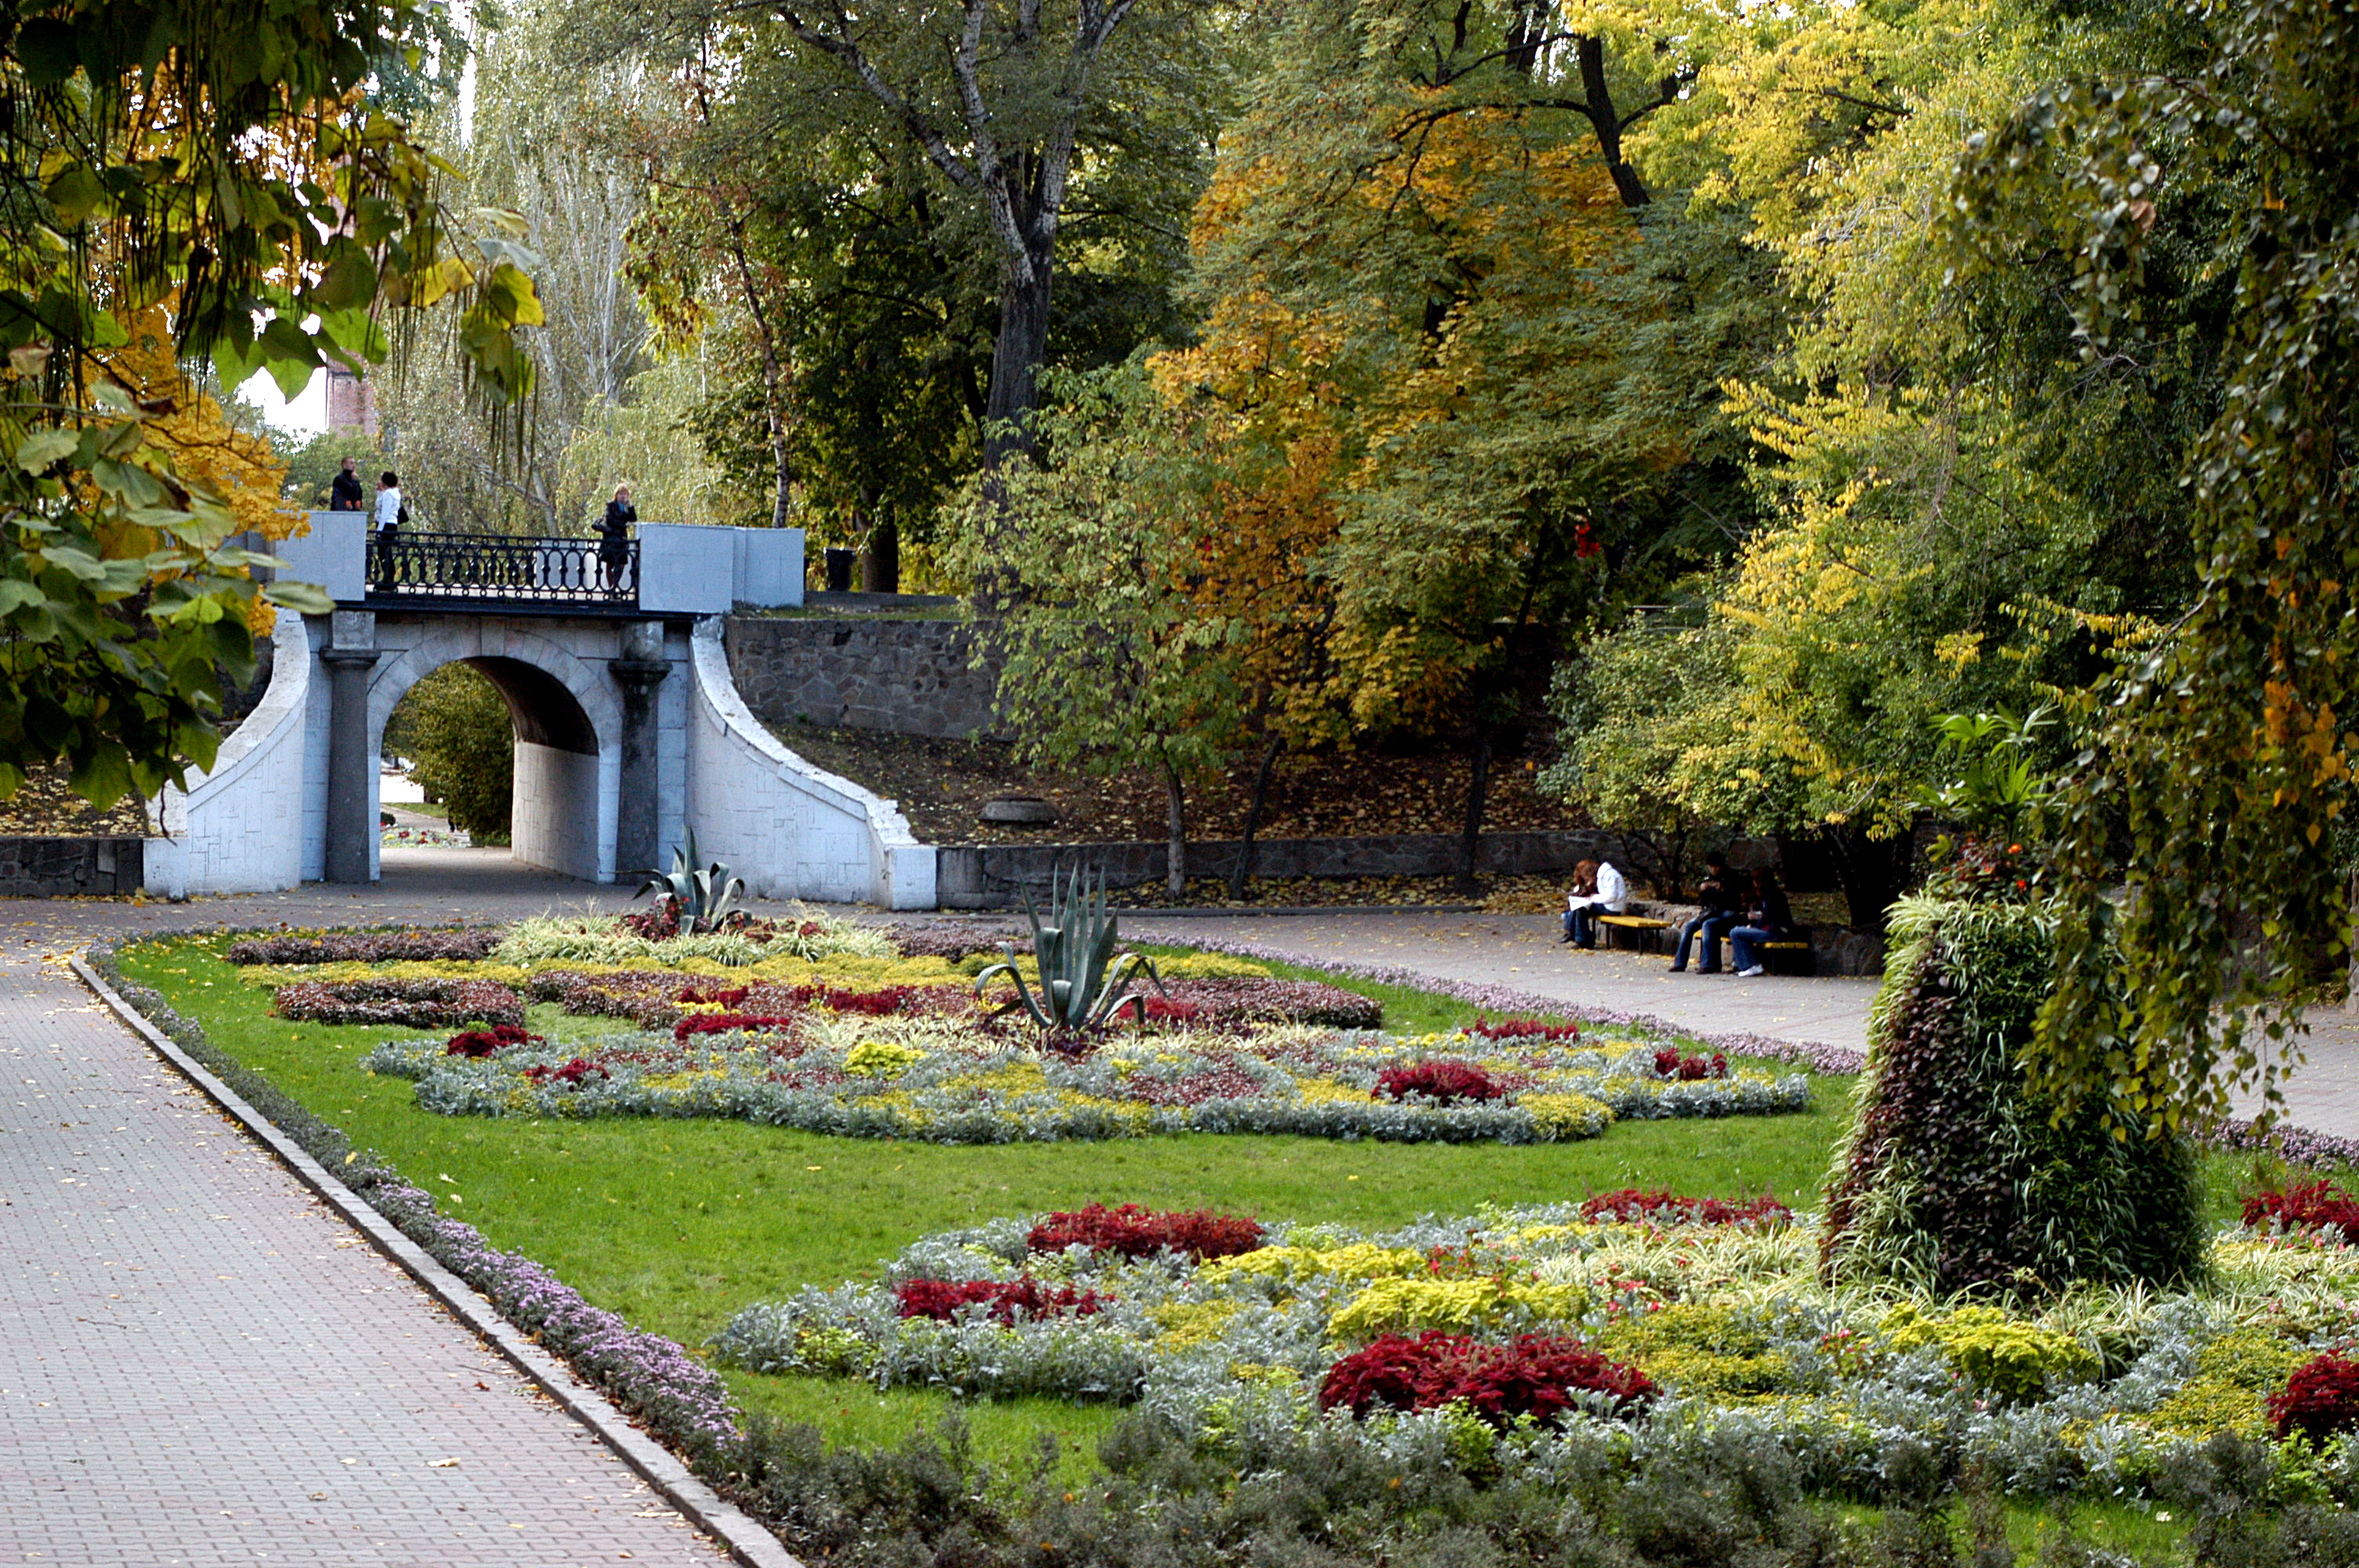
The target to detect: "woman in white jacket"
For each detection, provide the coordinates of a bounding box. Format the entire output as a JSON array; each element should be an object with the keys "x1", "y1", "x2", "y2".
[{"x1": 1561, "y1": 858, "x2": 1628, "y2": 948}]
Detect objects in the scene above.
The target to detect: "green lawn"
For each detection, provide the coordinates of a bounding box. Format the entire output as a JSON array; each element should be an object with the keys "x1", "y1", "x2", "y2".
[{"x1": 115, "y1": 933, "x2": 2284, "y2": 1472}]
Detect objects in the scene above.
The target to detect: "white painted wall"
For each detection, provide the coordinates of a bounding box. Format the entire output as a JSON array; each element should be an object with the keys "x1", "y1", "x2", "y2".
[
  {"x1": 145, "y1": 609, "x2": 312, "y2": 896},
  {"x1": 685, "y1": 618, "x2": 935, "y2": 909},
  {"x1": 274, "y1": 511, "x2": 367, "y2": 602},
  {"x1": 511, "y1": 739, "x2": 603, "y2": 880}
]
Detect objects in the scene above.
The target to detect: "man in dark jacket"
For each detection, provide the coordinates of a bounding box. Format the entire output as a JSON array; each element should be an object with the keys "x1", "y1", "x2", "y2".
[
  {"x1": 328, "y1": 456, "x2": 364, "y2": 510},
  {"x1": 1668, "y1": 851, "x2": 1743, "y2": 975}
]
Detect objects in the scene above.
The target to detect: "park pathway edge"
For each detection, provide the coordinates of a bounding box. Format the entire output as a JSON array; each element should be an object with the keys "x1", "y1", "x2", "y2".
[{"x1": 70, "y1": 950, "x2": 807, "y2": 1568}]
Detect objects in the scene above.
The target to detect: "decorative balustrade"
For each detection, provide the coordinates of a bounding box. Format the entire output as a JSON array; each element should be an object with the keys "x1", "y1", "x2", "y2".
[{"x1": 365, "y1": 531, "x2": 637, "y2": 606}]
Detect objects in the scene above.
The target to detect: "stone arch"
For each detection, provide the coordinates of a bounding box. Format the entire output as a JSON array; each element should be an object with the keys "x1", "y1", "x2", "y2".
[{"x1": 365, "y1": 622, "x2": 623, "y2": 883}]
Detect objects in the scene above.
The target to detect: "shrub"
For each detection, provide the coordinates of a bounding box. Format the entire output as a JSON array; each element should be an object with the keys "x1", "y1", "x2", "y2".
[
  {"x1": 1519, "y1": 1093, "x2": 1616, "y2": 1140},
  {"x1": 1881, "y1": 1304, "x2": 2099, "y2": 1403},
  {"x1": 224, "y1": 928, "x2": 503, "y2": 965},
  {"x1": 272, "y1": 977, "x2": 525, "y2": 1029},
  {"x1": 392, "y1": 662, "x2": 514, "y2": 839},
  {"x1": 1578, "y1": 1189, "x2": 1793, "y2": 1227},
  {"x1": 1327, "y1": 1276, "x2": 1590, "y2": 1341},
  {"x1": 1318, "y1": 1330, "x2": 1656, "y2": 1427},
  {"x1": 1026, "y1": 1203, "x2": 1264, "y2": 1261},
  {"x1": 1374, "y1": 1062, "x2": 1500, "y2": 1105},
  {"x1": 893, "y1": 1278, "x2": 1109, "y2": 1323},
  {"x1": 1652, "y1": 1047, "x2": 1727, "y2": 1080},
  {"x1": 1821, "y1": 896, "x2": 2205, "y2": 1298},
  {"x1": 675, "y1": 1012, "x2": 798, "y2": 1041},
  {"x1": 2271, "y1": 1352, "x2": 2359, "y2": 1445},
  {"x1": 445, "y1": 1023, "x2": 538, "y2": 1058},
  {"x1": 844, "y1": 1040, "x2": 925, "y2": 1079},
  {"x1": 2245, "y1": 1180, "x2": 2359, "y2": 1239},
  {"x1": 1470, "y1": 1017, "x2": 1579, "y2": 1041}
]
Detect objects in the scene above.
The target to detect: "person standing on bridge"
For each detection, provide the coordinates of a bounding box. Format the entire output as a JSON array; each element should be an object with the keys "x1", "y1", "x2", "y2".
[
  {"x1": 373, "y1": 470, "x2": 405, "y2": 590},
  {"x1": 328, "y1": 456, "x2": 364, "y2": 510},
  {"x1": 596, "y1": 482, "x2": 637, "y2": 590}
]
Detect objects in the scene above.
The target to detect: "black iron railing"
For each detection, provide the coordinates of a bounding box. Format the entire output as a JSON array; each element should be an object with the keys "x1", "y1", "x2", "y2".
[{"x1": 366, "y1": 531, "x2": 637, "y2": 605}]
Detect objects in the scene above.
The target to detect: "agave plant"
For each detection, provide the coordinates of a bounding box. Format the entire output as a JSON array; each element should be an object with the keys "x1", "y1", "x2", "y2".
[
  {"x1": 636, "y1": 830, "x2": 746, "y2": 935},
  {"x1": 974, "y1": 865, "x2": 1165, "y2": 1032}
]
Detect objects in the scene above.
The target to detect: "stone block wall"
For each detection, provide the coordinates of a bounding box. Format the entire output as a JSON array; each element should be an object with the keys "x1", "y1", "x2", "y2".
[
  {"x1": 724, "y1": 614, "x2": 1001, "y2": 739},
  {"x1": 0, "y1": 837, "x2": 144, "y2": 896},
  {"x1": 940, "y1": 831, "x2": 1643, "y2": 906}
]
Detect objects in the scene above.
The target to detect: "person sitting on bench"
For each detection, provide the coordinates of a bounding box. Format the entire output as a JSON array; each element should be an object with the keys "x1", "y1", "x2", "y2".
[
  {"x1": 1670, "y1": 853, "x2": 1744, "y2": 975},
  {"x1": 1561, "y1": 857, "x2": 1629, "y2": 949},
  {"x1": 1728, "y1": 869, "x2": 1796, "y2": 978}
]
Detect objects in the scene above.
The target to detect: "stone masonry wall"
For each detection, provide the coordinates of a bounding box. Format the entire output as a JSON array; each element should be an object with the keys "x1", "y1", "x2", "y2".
[{"x1": 724, "y1": 615, "x2": 1000, "y2": 739}]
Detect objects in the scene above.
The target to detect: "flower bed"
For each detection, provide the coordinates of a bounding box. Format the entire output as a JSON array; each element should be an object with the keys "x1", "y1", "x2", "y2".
[
  {"x1": 272, "y1": 977, "x2": 525, "y2": 1028},
  {"x1": 711, "y1": 1194, "x2": 2359, "y2": 1500},
  {"x1": 365, "y1": 1019, "x2": 1806, "y2": 1143},
  {"x1": 226, "y1": 927, "x2": 506, "y2": 965}
]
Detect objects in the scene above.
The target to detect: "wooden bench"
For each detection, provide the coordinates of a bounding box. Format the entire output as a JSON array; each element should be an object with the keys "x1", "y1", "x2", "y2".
[
  {"x1": 1596, "y1": 913, "x2": 1671, "y2": 953},
  {"x1": 1761, "y1": 938, "x2": 1816, "y2": 978}
]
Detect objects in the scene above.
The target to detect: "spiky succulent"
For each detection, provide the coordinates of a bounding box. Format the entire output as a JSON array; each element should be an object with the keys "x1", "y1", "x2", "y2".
[
  {"x1": 973, "y1": 864, "x2": 1163, "y2": 1032},
  {"x1": 635, "y1": 829, "x2": 745, "y2": 935}
]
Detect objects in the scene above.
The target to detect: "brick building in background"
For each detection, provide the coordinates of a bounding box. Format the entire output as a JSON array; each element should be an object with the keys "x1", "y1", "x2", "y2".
[{"x1": 324, "y1": 364, "x2": 376, "y2": 437}]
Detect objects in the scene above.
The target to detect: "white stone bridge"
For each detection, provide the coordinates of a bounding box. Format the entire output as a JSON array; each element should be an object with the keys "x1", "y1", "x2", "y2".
[{"x1": 140, "y1": 514, "x2": 936, "y2": 908}]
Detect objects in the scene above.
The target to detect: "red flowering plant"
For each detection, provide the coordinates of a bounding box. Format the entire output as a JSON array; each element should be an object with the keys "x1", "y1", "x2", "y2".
[
  {"x1": 675, "y1": 1012, "x2": 799, "y2": 1042},
  {"x1": 2243, "y1": 1180, "x2": 2359, "y2": 1241},
  {"x1": 524, "y1": 1058, "x2": 610, "y2": 1087},
  {"x1": 1318, "y1": 1331, "x2": 1656, "y2": 1428},
  {"x1": 1469, "y1": 1018, "x2": 1580, "y2": 1042},
  {"x1": 1374, "y1": 1062, "x2": 1502, "y2": 1106},
  {"x1": 1026, "y1": 1203, "x2": 1265, "y2": 1261},
  {"x1": 1651, "y1": 1049, "x2": 1728, "y2": 1081},
  {"x1": 1578, "y1": 1189, "x2": 1794, "y2": 1228},
  {"x1": 2270, "y1": 1351, "x2": 2359, "y2": 1444},
  {"x1": 893, "y1": 1277, "x2": 1110, "y2": 1323},
  {"x1": 445, "y1": 1023, "x2": 540, "y2": 1058}
]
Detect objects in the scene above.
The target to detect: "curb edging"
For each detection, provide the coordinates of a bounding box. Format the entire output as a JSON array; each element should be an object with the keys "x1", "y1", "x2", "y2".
[{"x1": 71, "y1": 953, "x2": 804, "y2": 1568}]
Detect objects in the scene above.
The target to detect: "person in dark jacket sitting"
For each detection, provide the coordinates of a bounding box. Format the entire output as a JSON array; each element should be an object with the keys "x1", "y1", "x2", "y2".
[
  {"x1": 1669, "y1": 852, "x2": 1743, "y2": 975},
  {"x1": 1728, "y1": 869, "x2": 1796, "y2": 978}
]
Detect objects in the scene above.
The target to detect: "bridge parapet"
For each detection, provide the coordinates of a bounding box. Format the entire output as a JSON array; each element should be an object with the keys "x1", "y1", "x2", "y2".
[{"x1": 271, "y1": 514, "x2": 803, "y2": 615}]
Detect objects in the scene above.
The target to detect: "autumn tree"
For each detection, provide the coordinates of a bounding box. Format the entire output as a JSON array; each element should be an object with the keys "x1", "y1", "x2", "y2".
[
  {"x1": 944, "y1": 365, "x2": 1244, "y2": 895},
  {"x1": 1178, "y1": 0, "x2": 1775, "y2": 889},
  {"x1": 0, "y1": 0, "x2": 539, "y2": 807}
]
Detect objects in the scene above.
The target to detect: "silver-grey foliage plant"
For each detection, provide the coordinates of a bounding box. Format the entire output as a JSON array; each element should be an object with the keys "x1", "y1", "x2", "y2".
[
  {"x1": 974, "y1": 864, "x2": 1164, "y2": 1032},
  {"x1": 636, "y1": 829, "x2": 745, "y2": 934}
]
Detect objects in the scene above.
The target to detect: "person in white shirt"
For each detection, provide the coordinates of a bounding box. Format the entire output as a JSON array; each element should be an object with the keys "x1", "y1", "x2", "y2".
[
  {"x1": 1561, "y1": 858, "x2": 1630, "y2": 949},
  {"x1": 373, "y1": 470, "x2": 403, "y2": 532}
]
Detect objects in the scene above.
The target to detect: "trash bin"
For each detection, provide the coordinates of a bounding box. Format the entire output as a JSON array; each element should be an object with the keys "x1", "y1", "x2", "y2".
[{"x1": 823, "y1": 546, "x2": 856, "y2": 593}]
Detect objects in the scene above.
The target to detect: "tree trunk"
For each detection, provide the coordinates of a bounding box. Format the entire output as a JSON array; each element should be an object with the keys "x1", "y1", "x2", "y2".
[
  {"x1": 983, "y1": 246, "x2": 1056, "y2": 469},
  {"x1": 860, "y1": 500, "x2": 900, "y2": 593},
  {"x1": 1576, "y1": 35, "x2": 1650, "y2": 209},
  {"x1": 1163, "y1": 764, "x2": 1188, "y2": 898},
  {"x1": 1229, "y1": 734, "x2": 1283, "y2": 903},
  {"x1": 1454, "y1": 733, "x2": 1492, "y2": 898},
  {"x1": 1826, "y1": 819, "x2": 1918, "y2": 938}
]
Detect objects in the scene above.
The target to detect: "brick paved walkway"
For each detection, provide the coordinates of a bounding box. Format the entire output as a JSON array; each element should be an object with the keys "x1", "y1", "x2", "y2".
[{"x1": 0, "y1": 949, "x2": 723, "y2": 1566}]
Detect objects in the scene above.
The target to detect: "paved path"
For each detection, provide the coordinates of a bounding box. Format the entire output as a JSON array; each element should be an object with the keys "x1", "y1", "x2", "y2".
[
  {"x1": 0, "y1": 941, "x2": 722, "y2": 1566},
  {"x1": 1125, "y1": 909, "x2": 2359, "y2": 1138},
  {"x1": 1129, "y1": 909, "x2": 1883, "y2": 1054}
]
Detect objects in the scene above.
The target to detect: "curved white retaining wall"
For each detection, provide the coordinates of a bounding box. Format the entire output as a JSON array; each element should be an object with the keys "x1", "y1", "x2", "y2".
[
  {"x1": 144, "y1": 608, "x2": 312, "y2": 897},
  {"x1": 685, "y1": 619, "x2": 935, "y2": 909}
]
